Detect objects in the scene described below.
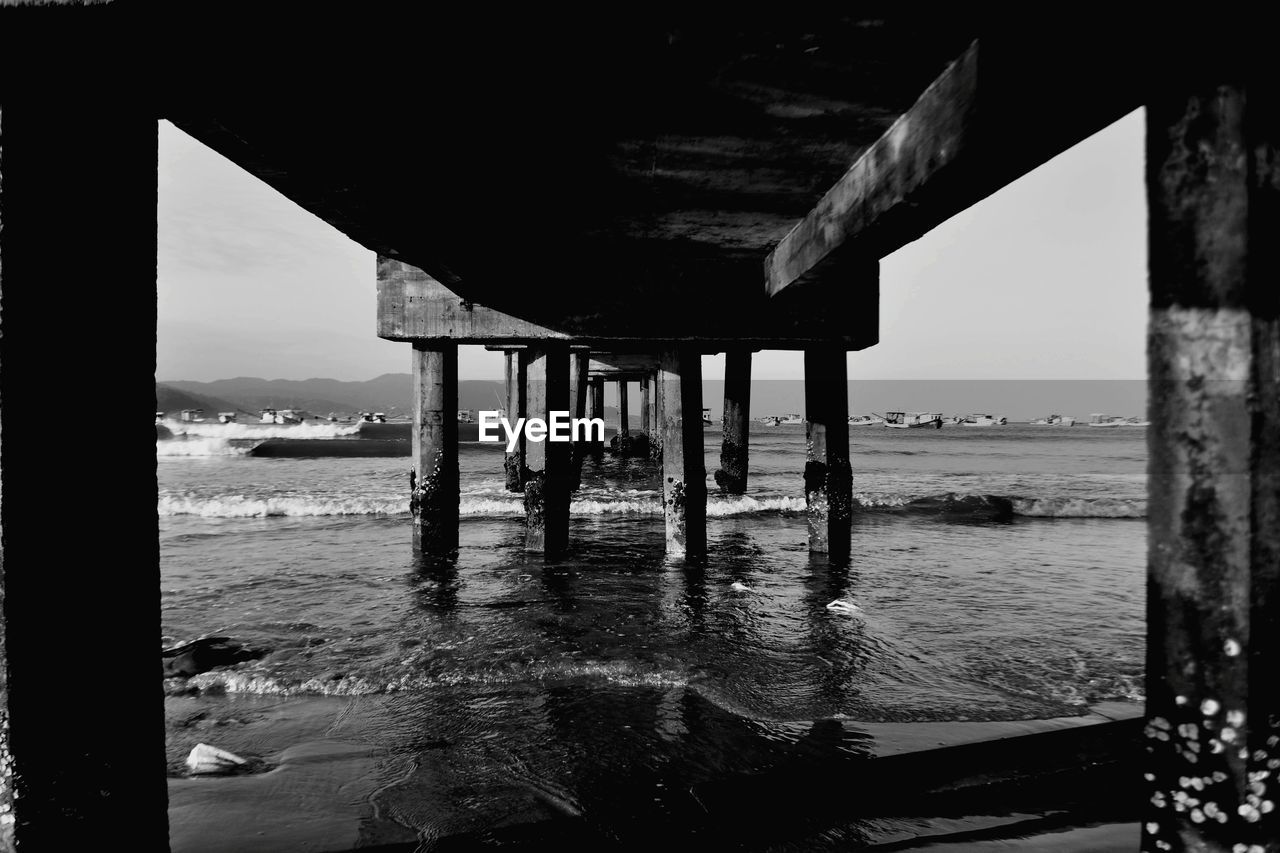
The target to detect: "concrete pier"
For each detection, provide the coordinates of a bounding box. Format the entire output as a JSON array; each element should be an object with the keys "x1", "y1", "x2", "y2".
[
  {"x1": 411, "y1": 344, "x2": 460, "y2": 553},
  {"x1": 640, "y1": 375, "x2": 651, "y2": 444},
  {"x1": 570, "y1": 350, "x2": 590, "y2": 490},
  {"x1": 658, "y1": 348, "x2": 707, "y2": 558},
  {"x1": 1141, "y1": 72, "x2": 1280, "y2": 853},
  {"x1": 804, "y1": 347, "x2": 852, "y2": 560},
  {"x1": 503, "y1": 350, "x2": 526, "y2": 492},
  {"x1": 715, "y1": 349, "x2": 752, "y2": 494},
  {"x1": 523, "y1": 345, "x2": 571, "y2": 555}
]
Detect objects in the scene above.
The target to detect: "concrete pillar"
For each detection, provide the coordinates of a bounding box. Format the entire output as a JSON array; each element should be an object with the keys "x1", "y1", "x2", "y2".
[
  {"x1": 1141, "y1": 73, "x2": 1280, "y2": 853},
  {"x1": 411, "y1": 343, "x2": 459, "y2": 553},
  {"x1": 1, "y1": 106, "x2": 167, "y2": 848},
  {"x1": 714, "y1": 349, "x2": 752, "y2": 494},
  {"x1": 640, "y1": 376, "x2": 651, "y2": 439},
  {"x1": 617, "y1": 379, "x2": 631, "y2": 455},
  {"x1": 523, "y1": 345, "x2": 571, "y2": 555},
  {"x1": 590, "y1": 377, "x2": 605, "y2": 421},
  {"x1": 658, "y1": 348, "x2": 707, "y2": 558},
  {"x1": 649, "y1": 370, "x2": 663, "y2": 462},
  {"x1": 570, "y1": 350, "x2": 589, "y2": 490},
  {"x1": 503, "y1": 350, "x2": 526, "y2": 492},
  {"x1": 804, "y1": 346, "x2": 851, "y2": 560}
]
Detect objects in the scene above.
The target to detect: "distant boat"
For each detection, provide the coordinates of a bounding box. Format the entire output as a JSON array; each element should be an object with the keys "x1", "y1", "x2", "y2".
[
  {"x1": 958, "y1": 413, "x2": 1007, "y2": 427},
  {"x1": 779, "y1": 413, "x2": 803, "y2": 425},
  {"x1": 457, "y1": 410, "x2": 474, "y2": 423},
  {"x1": 848, "y1": 414, "x2": 885, "y2": 426},
  {"x1": 359, "y1": 412, "x2": 387, "y2": 424},
  {"x1": 217, "y1": 412, "x2": 238, "y2": 424},
  {"x1": 702, "y1": 407, "x2": 713, "y2": 426},
  {"x1": 1030, "y1": 414, "x2": 1076, "y2": 426},
  {"x1": 180, "y1": 408, "x2": 205, "y2": 423},
  {"x1": 261, "y1": 408, "x2": 303, "y2": 424},
  {"x1": 884, "y1": 411, "x2": 943, "y2": 429},
  {"x1": 759, "y1": 416, "x2": 781, "y2": 426},
  {"x1": 1088, "y1": 413, "x2": 1149, "y2": 427}
]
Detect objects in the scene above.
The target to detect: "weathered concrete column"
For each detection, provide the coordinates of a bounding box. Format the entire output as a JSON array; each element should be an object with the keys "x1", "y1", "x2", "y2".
[
  {"x1": 804, "y1": 346, "x2": 851, "y2": 560},
  {"x1": 589, "y1": 377, "x2": 606, "y2": 457},
  {"x1": 640, "y1": 376, "x2": 651, "y2": 439},
  {"x1": 658, "y1": 348, "x2": 707, "y2": 558},
  {"x1": 524, "y1": 345, "x2": 571, "y2": 555},
  {"x1": 570, "y1": 350, "x2": 590, "y2": 490},
  {"x1": 1141, "y1": 75, "x2": 1280, "y2": 853},
  {"x1": 649, "y1": 370, "x2": 663, "y2": 462},
  {"x1": 411, "y1": 343, "x2": 459, "y2": 553},
  {"x1": 714, "y1": 349, "x2": 752, "y2": 494},
  {"x1": 617, "y1": 379, "x2": 632, "y2": 454},
  {"x1": 503, "y1": 350, "x2": 526, "y2": 492}
]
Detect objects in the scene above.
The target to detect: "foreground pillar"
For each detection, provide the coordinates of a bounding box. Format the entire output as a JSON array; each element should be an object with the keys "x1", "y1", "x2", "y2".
[
  {"x1": 503, "y1": 350, "x2": 526, "y2": 491},
  {"x1": 658, "y1": 348, "x2": 707, "y2": 558},
  {"x1": 715, "y1": 349, "x2": 752, "y2": 494},
  {"x1": 411, "y1": 343, "x2": 459, "y2": 553},
  {"x1": 524, "y1": 345, "x2": 571, "y2": 555},
  {"x1": 803, "y1": 346, "x2": 851, "y2": 560},
  {"x1": 2, "y1": 104, "x2": 167, "y2": 850},
  {"x1": 649, "y1": 370, "x2": 663, "y2": 461},
  {"x1": 1141, "y1": 74, "x2": 1280, "y2": 853}
]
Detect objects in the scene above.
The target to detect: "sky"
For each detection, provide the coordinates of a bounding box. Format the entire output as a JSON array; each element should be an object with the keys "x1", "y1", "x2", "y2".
[{"x1": 157, "y1": 109, "x2": 1147, "y2": 383}]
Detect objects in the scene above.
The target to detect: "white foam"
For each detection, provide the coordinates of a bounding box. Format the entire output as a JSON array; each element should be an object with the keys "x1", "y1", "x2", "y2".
[
  {"x1": 161, "y1": 419, "x2": 363, "y2": 439},
  {"x1": 156, "y1": 438, "x2": 256, "y2": 457},
  {"x1": 159, "y1": 494, "x2": 406, "y2": 517},
  {"x1": 1012, "y1": 496, "x2": 1146, "y2": 518}
]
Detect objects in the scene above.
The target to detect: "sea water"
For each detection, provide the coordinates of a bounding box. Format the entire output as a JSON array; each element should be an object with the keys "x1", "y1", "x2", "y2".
[{"x1": 158, "y1": 420, "x2": 1146, "y2": 845}]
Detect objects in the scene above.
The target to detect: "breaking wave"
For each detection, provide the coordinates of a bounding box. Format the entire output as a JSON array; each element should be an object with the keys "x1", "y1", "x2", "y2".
[
  {"x1": 161, "y1": 419, "x2": 364, "y2": 439},
  {"x1": 156, "y1": 438, "x2": 258, "y2": 457}
]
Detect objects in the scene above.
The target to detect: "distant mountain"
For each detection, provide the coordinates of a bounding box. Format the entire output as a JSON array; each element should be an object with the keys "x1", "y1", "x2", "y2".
[
  {"x1": 158, "y1": 375, "x2": 507, "y2": 419},
  {"x1": 155, "y1": 383, "x2": 242, "y2": 416}
]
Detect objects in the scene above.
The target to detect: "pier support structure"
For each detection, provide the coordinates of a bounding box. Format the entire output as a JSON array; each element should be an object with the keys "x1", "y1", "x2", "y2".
[
  {"x1": 715, "y1": 349, "x2": 752, "y2": 494},
  {"x1": 589, "y1": 377, "x2": 606, "y2": 455},
  {"x1": 411, "y1": 343, "x2": 460, "y2": 553},
  {"x1": 803, "y1": 346, "x2": 851, "y2": 560},
  {"x1": 1140, "y1": 70, "x2": 1280, "y2": 853},
  {"x1": 640, "y1": 375, "x2": 651, "y2": 443},
  {"x1": 523, "y1": 344, "x2": 571, "y2": 555},
  {"x1": 658, "y1": 347, "x2": 707, "y2": 558},
  {"x1": 617, "y1": 378, "x2": 632, "y2": 455},
  {"x1": 502, "y1": 349, "x2": 526, "y2": 491},
  {"x1": 570, "y1": 348, "x2": 590, "y2": 490}
]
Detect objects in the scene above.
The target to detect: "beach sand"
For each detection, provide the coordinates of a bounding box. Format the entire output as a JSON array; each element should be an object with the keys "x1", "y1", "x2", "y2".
[{"x1": 166, "y1": 693, "x2": 1143, "y2": 851}]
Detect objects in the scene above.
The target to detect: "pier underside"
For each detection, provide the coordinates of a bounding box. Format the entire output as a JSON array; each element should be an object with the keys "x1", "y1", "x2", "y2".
[{"x1": 1, "y1": 7, "x2": 1276, "y2": 852}]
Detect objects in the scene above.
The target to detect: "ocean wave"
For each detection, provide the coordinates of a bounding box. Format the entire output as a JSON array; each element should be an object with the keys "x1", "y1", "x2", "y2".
[
  {"x1": 158, "y1": 490, "x2": 1143, "y2": 519},
  {"x1": 175, "y1": 659, "x2": 690, "y2": 697},
  {"x1": 159, "y1": 493, "x2": 810, "y2": 519},
  {"x1": 1010, "y1": 496, "x2": 1146, "y2": 518},
  {"x1": 161, "y1": 419, "x2": 363, "y2": 440},
  {"x1": 156, "y1": 438, "x2": 258, "y2": 457}
]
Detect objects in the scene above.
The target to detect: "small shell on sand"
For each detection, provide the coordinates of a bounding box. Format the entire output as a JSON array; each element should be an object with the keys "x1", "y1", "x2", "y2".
[{"x1": 186, "y1": 742, "x2": 249, "y2": 775}]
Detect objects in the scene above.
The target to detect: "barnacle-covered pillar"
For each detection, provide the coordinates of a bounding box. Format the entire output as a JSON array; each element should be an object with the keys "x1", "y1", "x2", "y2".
[
  {"x1": 411, "y1": 343, "x2": 459, "y2": 552},
  {"x1": 524, "y1": 344, "x2": 571, "y2": 555},
  {"x1": 1141, "y1": 70, "x2": 1280, "y2": 852},
  {"x1": 648, "y1": 370, "x2": 663, "y2": 462},
  {"x1": 804, "y1": 346, "x2": 851, "y2": 559},
  {"x1": 658, "y1": 347, "x2": 707, "y2": 558},
  {"x1": 503, "y1": 349, "x2": 526, "y2": 492},
  {"x1": 715, "y1": 348, "x2": 752, "y2": 494}
]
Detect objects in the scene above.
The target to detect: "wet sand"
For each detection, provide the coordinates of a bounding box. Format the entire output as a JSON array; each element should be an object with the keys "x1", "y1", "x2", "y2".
[{"x1": 166, "y1": 694, "x2": 1143, "y2": 852}]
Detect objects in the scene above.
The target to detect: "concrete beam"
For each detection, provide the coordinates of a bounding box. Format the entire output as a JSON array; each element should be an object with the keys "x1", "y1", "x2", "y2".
[
  {"x1": 765, "y1": 36, "x2": 1146, "y2": 297},
  {"x1": 1141, "y1": 69, "x2": 1280, "y2": 852},
  {"x1": 588, "y1": 354, "x2": 661, "y2": 373}
]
